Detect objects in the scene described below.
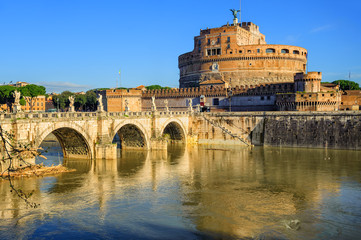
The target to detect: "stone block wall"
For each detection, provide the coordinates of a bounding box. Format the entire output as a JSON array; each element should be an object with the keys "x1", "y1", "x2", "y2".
[{"x1": 263, "y1": 112, "x2": 361, "y2": 150}]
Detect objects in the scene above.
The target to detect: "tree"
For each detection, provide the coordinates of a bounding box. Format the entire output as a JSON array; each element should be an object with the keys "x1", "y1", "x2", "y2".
[
  {"x1": 85, "y1": 90, "x2": 97, "y2": 111},
  {"x1": 75, "y1": 94, "x2": 87, "y2": 111},
  {"x1": 0, "y1": 85, "x2": 16, "y2": 111},
  {"x1": 332, "y1": 80, "x2": 360, "y2": 90},
  {"x1": 19, "y1": 84, "x2": 46, "y2": 112},
  {"x1": 52, "y1": 91, "x2": 73, "y2": 111},
  {"x1": 145, "y1": 85, "x2": 171, "y2": 90}
]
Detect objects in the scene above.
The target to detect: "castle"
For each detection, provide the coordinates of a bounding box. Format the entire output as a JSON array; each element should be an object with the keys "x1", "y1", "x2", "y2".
[
  {"x1": 179, "y1": 21, "x2": 307, "y2": 88},
  {"x1": 99, "y1": 11, "x2": 359, "y2": 113}
]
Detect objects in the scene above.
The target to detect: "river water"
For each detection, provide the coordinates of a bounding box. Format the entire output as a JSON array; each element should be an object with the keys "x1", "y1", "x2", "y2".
[{"x1": 0, "y1": 144, "x2": 361, "y2": 239}]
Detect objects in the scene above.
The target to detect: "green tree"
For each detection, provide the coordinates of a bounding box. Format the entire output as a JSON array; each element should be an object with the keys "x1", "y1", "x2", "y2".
[
  {"x1": 85, "y1": 90, "x2": 97, "y2": 111},
  {"x1": 19, "y1": 84, "x2": 46, "y2": 112},
  {"x1": 332, "y1": 80, "x2": 360, "y2": 90},
  {"x1": 75, "y1": 94, "x2": 87, "y2": 111},
  {"x1": 145, "y1": 85, "x2": 171, "y2": 90},
  {"x1": 52, "y1": 91, "x2": 73, "y2": 111},
  {"x1": 0, "y1": 85, "x2": 16, "y2": 111}
]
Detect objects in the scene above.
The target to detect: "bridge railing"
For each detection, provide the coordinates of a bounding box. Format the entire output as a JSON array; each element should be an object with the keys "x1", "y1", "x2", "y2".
[{"x1": 0, "y1": 111, "x2": 190, "y2": 120}]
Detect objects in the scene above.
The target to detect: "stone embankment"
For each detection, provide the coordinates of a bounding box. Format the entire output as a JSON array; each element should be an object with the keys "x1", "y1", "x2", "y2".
[{"x1": 195, "y1": 111, "x2": 361, "y2": 150}]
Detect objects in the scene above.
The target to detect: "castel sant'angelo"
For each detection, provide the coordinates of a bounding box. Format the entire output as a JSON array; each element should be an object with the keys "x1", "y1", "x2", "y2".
[
  {"x1": 100, "y1": 7, "x2": 360, "y2": 113},
  {"x1": 178, "y1": 10, "x2": 308, "y2": 88}
]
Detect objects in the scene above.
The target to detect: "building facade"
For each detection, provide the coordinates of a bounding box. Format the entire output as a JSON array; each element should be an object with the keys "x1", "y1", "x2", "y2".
[{"x1": 179, "y1": 21, "x2": 307, "y2": 88}]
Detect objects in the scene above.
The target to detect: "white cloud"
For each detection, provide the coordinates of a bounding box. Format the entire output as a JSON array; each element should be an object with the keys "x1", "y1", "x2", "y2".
[
  {"x1": 310, "y1": 25, "x2": 333, "y2": 33},
  {"x1": 36, "y1": 81, "x2": 92, "y2": 93}
]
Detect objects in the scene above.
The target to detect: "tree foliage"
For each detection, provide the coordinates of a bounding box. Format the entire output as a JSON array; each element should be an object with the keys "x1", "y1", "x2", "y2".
[
  {"x1": 52, "y1": 90, "x2": 98, "y2": 112},
  {"x1": 0, "y1": 85, "x2": 16, "y2": 110},
  {"x1": 19, "y1": 84, "x2": 46, "y2": 112},
  {"x1": 85, "y1": 91, "x2": 97, "y2": 111},
  {"x1": 332, "y1": 80, "x2": 360, "y2": 90},
  {"x1": 145, "y1": 85, "x2": 171, "y2": 90}
]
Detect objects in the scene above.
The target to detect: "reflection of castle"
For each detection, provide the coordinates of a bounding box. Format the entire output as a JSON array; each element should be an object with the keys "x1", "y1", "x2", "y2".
[{"x1": 99, "y1": 12, "x2": 359, "y2": 112}]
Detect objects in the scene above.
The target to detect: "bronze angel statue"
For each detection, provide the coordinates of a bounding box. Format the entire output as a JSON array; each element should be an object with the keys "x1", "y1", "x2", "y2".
[{"x1": 230, "y1": 9, "x2": 240, "y2": 19}]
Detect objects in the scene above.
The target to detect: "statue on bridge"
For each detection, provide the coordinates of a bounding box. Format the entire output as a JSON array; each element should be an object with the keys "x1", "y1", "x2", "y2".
[
  {"x1": 12, "y1": 90, "x2": 21, "y2": 113},
  {"x1": 97, "y1": 94, "x2": 104, "y2": 112},
  {"x1": 164, "y1": 99, "x2": 169, "y2": 113},
  {"x1": 151, "y1": 96, "x2": 157, "y2": 112},
  {"x1": 188, "y1": 98, "x2": 194, "y2": 113},
  {"x1": 69, "y1": 95, "x2": 75, "y2": 112},
  {"x1": 124, "y1": 99, "x2": 129, "y2": 112}
]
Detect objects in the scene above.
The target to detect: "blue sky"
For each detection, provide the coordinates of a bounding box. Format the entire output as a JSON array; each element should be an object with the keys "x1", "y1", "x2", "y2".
[{"x1": 0, "y1": 0, "x2": 360, "y2": 93}]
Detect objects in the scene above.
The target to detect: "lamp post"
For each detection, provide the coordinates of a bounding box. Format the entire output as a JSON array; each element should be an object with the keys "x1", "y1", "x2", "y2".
[{"x1": 228, "y1": 78, "x2": 233, "y2": 112}]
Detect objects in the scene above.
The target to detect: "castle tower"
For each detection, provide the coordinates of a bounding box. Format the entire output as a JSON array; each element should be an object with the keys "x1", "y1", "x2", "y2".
[
  {"x1": 294, "y1": 72, "x2": 322, "y2": 93},
  {"x1": 178, "y1": 13, "x2": 308, "y2": 88}
]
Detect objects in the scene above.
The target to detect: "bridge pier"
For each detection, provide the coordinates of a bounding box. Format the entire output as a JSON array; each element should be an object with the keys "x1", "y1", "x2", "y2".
[{"x1": 95, "y1": 143, "x2": 117, "y2": 160}]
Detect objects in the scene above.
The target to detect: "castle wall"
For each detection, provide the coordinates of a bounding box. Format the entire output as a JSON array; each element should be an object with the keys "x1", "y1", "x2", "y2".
[{"x1": 101, "y1": 89, "x2": 142, "y2": 112}]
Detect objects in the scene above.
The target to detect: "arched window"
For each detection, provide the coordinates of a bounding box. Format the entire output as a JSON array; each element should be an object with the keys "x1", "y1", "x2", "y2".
[
  {"x1": 281, "y1": 49, "x2": 289, "y2": 53},
  {"x1": 293, "y1": 50, "x2": 300, "y2": 55},
  {"x1": 266, "y1": 48, "x2": 276, "y2": 53}
]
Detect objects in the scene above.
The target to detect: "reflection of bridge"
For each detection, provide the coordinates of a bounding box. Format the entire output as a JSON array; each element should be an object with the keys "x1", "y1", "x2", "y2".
[{"x1": 0, "y1": 111, "x2": 191, "y2": 159}]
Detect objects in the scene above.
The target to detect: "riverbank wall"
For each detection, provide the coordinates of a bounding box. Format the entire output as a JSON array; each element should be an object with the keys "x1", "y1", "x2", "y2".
[{"x1": 194, "y1": 111, "x2": 361, "y2": 150}]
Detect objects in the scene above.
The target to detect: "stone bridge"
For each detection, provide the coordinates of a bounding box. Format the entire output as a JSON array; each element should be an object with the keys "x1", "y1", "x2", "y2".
[
  {"x1": 0, "y1": 111, "x2": 191, "y2": 160},
  {"x1": 1, "y1": 110, "x2": 360, "y2": 162}
]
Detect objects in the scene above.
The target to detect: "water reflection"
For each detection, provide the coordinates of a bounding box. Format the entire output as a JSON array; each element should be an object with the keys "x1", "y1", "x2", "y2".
[{"x1": 0, "y1": 145, "x2": 361, "y2": 239}]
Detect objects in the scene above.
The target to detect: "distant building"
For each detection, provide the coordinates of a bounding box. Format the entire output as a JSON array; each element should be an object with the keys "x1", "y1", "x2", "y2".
[
  {"x1": 9, "y1": 81, "x2": 30, "y2": 88},
  {"x1": 22, "y1": 96, "x2": 46, "y2": 112}
]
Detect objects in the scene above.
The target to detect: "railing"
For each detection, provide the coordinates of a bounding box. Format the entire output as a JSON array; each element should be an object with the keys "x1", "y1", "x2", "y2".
[{"x1": 0, "y1": 110, "x2": 191, "y2": 120}]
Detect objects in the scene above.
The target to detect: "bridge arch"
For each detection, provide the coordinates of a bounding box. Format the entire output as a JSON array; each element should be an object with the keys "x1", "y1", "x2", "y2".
[
  {"x1": 35, "y1": 123, "x2": 93, "y2": 159},
  {"x1": 112, "y1": 120, "x2": 150, "y2": 150},
  {"x1": 161, "y1": 118, "x2": 187, "y2": 142}
]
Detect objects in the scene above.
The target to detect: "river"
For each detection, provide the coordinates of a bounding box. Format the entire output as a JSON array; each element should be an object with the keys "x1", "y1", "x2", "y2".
[{"x1": 0, "y1": 144, "x2": 361, "y2": 239}]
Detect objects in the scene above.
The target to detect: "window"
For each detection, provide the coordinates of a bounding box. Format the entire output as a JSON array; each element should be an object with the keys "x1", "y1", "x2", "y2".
[
  {"x1": 198, "y1": 40, "x2": 201, "y2": 46},
  {"x1": 198, "y1": 47, "x2": 201, "y2": 53},
  {"x1": 267, "y1": 96, "x2": 271, "y2": 100},
  {"x1": 217, "y1": 38, "x2": 220, "y2": 44},
  {"x1": 281, "y1": 49, "x2": 289, "y2": 53},
  {"x1": 239, "y1": 50, "x2": 243, "y2": 53},
  {"x1": 213, "y1": 98, "x2": 219, "y2": 106},
  {"x1": 293, "y1": 50, "x2": 300, "y2": 55},
  {"x1": 257, "y1": 49, "x2": 260, "y2": 53},
  {"x1": 227, "y1": 44, "x2": 230, "y2": 49},
  {"x1": 227, "y1": 37, "x2": 230, "y2": 43},
  {"x1": 207, "y1": 48, "x2": 221, "y2": 56},
  {"x1": 208, "y1": 39, "x2": 210, "y2": 45},
  {"x1": 261, "y1": 96, "x2": 265, "y2": 101},
  {"x1": 266, "y1": 48, "x2": 276, "y2": 53},
  {"x1": 230, "y1": 51, "x2": 233, "y2": 54},
  {"x1": 248, "y1": 50, "x2": 252, "y2": 53}
]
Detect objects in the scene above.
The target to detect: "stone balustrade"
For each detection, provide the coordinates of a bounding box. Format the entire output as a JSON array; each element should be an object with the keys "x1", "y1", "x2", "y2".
[{"x1": 0, "y1": 111, "x2": 190, "y2": 121}]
